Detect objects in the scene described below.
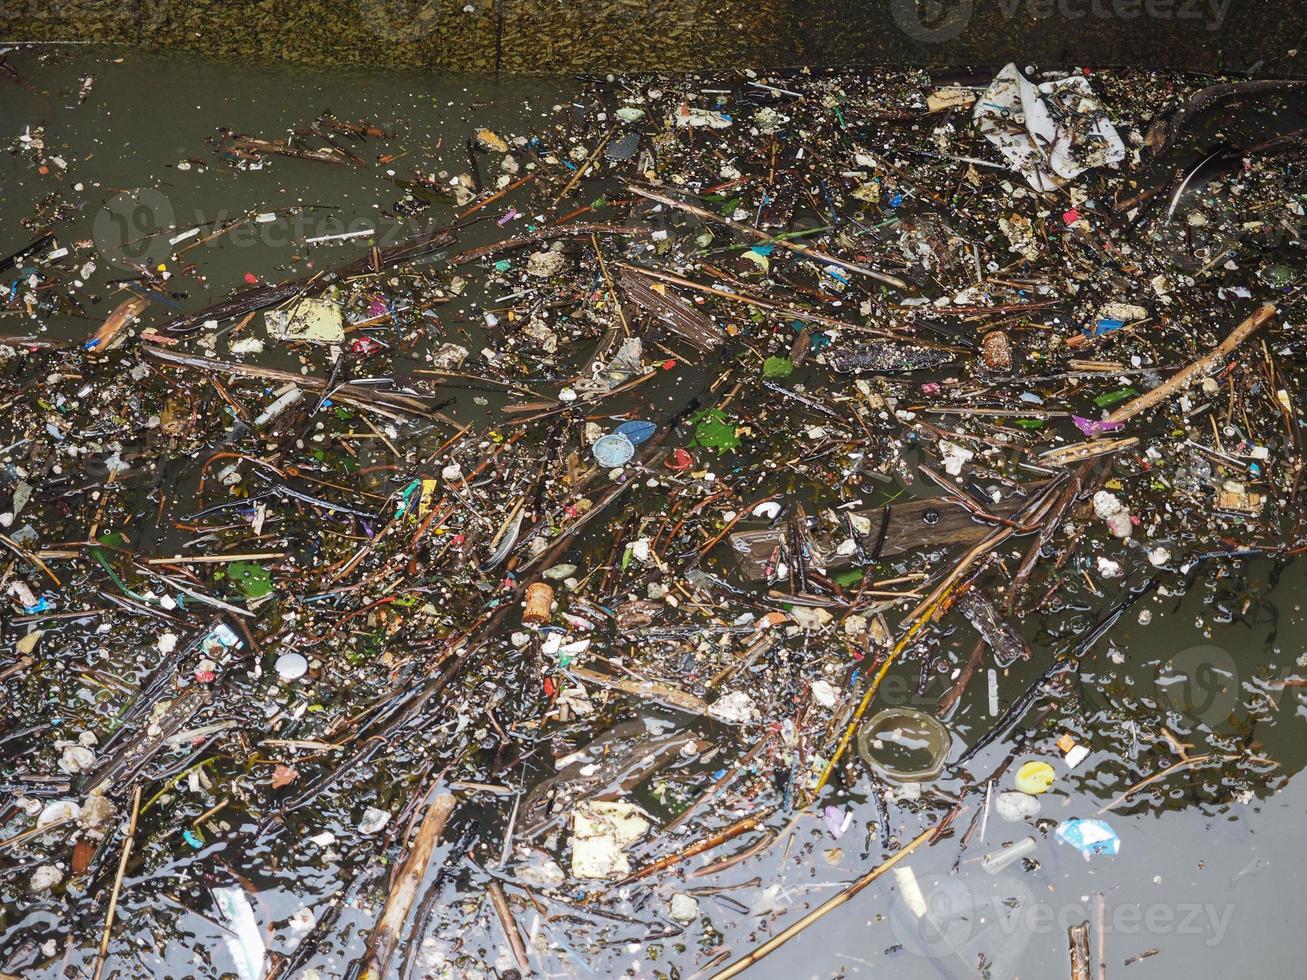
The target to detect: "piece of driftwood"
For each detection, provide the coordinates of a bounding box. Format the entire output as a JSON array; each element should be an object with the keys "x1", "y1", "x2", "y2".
[
  {"x1": 567, "y1": 665, "x2": 712, "y2": 716},
  {"x1": 85, "y1": 296, "x2": 148, "y2": 353},
  {"x1": 619, "y1": 268, "x2": 723, "y2": 350},
  {"x1": 728, "y1": 493, "x2": 1030, "y2": 580},
  {"x1": 1106, "y1": 302, "x2": 1276, "y2": 423},
  {"x1": 225, "y1": 134, "x2": 349, "y2": 165},
  {"x1": 359, "y1": 790, "x2": 457, "y2": 980},
  {"x1": 487, "y1": 881, "x2": 530, "y2": 975}
]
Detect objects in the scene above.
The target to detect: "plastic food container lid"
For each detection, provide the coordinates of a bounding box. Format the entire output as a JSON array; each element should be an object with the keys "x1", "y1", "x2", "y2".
[
  {"x1": 1014, "y1": 760, "x2": 1056, "y2": 795},
  {"x1": 856, "y1": 707, "x2": 951, "y2": 782},
  {"x1": 593, "y1": 432, "x2": 636, "y2": 467}
]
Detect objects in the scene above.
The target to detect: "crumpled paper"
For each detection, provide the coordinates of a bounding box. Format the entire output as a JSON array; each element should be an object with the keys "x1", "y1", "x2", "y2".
[{"x1": 974, "y1": 64, "x2": 1125, "y2": 192}]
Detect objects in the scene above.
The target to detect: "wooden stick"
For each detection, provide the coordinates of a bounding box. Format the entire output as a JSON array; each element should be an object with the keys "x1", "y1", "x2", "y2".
[
  {"x1": 92, "y1": 785, "x2": 143, "y2": 980},
  {"x1": 1069, "y1": 920, "x2": 1092, "y2": 980},
  {"x1": 808, "y1": 529, "x2": 1012, "y2": 800},
  {"x1": 1095, "y1": 753, "x2": 1227, "y2": 814},
  {"x1": 0, "y1": 812, "x2": 75, "y2": 853},
  {"x1": 0, "y1": 532, "x2": 62, "y2": 585},
  {"x1": 627, "y1": 184, "x2": 907, "y2": 289},
  {"x1": 616, "y1": 263, "x2": 921, "y2": 341},
  {"x1": 458, "y1": 172, "x2": 535, "y2": 220},
  {"x1": 487, "y1": 880, "x2": 531, "y2": 975},
  {"x1": 612, "y1": 812, "x2": 766, "y2": 887},
  {"x1": 1039, "y1": 436, "x2": 1138, "y2": 467},
  {"x1": 592, "y1": 233, "x2": 630, "y2": 336},
  {"x1": 1106, "y1": 303, "x2": 1276, "y2": 423},
  {"x1": 145, "y1": 552, "x2": 286, "y2": 565},
  {"x1": 555, "y1": 127, "x2": 616, "y2": 203},
  {"x1": 567, "y1": 664, "x2": 712, "y2": 716},
  {"x1": 1095, "y1": 893, "x2": 1108, "y2": 980},
  {"x1": 359, "y1": 790, "x2": 457, "y2": 980},
  {"x1": 709, "y1": 816, "x2": 948, "y2": 978}
]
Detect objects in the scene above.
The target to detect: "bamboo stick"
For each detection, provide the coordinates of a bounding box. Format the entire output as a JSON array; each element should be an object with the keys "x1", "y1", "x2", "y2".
[
  {"x1": 709, "y1": 816, "x2": 948, "y2": 978},
  {"x1": 808, "y1": 529, "x2": 1012, "y2": 800},
  {"x1": 359, "y1": 790, "x2": 457, "y2": 980},
  {"x1": 1106, "y1": 303, "x2": 1276, "y2": 423},
  {"x1": 627, "y1": 184, "x2": 907, "y2": 289},
  {"x1": 92, "y1": 785, "x2": 143, "y2": 980}
]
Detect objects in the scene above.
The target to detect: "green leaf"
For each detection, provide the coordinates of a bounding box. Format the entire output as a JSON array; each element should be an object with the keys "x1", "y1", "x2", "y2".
[
  {"x1": 762, "y1": 356, "x2": 794, "y2": 378},
  {"x1": 833, "y1": 568, "x2": 864, "y2": 586},
  {"x1": 227, "y1": 561, "x2": 274, "y2": 599},
  {"x1": 689, "y1": 407, "x2": 741, "y2": 452}
]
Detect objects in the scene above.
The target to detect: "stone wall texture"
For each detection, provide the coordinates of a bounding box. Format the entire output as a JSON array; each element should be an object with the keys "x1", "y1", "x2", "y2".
[{"x1": 0, "y1": 1, "x2": 1301, "y2": 74}]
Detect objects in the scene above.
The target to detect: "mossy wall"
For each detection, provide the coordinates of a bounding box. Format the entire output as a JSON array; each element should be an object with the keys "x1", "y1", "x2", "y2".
[{"x1": 1, "y1": 0, "x2": 1301, "y2": 73}]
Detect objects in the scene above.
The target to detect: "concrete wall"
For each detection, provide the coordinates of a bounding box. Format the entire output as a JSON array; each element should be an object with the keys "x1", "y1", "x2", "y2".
[{"x1": 1, "y1": 1, "x2": 1301, "y2": 74}]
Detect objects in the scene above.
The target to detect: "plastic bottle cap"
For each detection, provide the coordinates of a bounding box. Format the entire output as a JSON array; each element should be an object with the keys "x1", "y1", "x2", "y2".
[
  {"x1": 275, "y1": 652, "x2": 308, "y2": 681},
  {"x1": 665, "y1": 448, "x2": 694, "y2": 471}
]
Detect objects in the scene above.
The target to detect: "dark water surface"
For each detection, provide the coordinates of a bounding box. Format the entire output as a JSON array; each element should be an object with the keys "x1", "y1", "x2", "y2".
[{"x1": 1, "y1": 47, "x2": 1305, "y2": 980}]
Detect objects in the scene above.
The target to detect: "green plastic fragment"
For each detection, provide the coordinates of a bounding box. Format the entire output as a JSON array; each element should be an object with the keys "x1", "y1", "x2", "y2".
[
  {"x1": 833, "y1": 568, "x2": 864, "y2": 586},
  {"x1": 1094, "y1": 387, "x2": 1138, "y2": 408}
]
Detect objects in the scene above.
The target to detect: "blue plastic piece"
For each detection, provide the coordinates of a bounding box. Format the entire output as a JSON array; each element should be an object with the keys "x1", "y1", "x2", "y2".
[
  {"x1": 615, "y1": 420, "x2": 657, "y2": 446},
  {"x1": 1055, "y1": 818, "x2": 1120, "y2": 858}
]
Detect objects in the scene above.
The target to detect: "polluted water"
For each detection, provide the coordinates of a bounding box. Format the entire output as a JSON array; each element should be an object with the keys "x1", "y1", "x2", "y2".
[{"x1": 1, "y1": 45, "x2": 1306, "y2": 979}]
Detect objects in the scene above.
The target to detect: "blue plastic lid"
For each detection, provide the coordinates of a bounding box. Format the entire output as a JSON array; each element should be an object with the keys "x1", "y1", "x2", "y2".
[{"x1": 593, "y1": 432, "x2": 636, "y2": 467}]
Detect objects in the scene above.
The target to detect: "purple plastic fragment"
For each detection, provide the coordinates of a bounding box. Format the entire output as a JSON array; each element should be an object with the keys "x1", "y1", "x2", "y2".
[{"x1": 1073, "y1": 415, "x2": 1125, "y2": 437}]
